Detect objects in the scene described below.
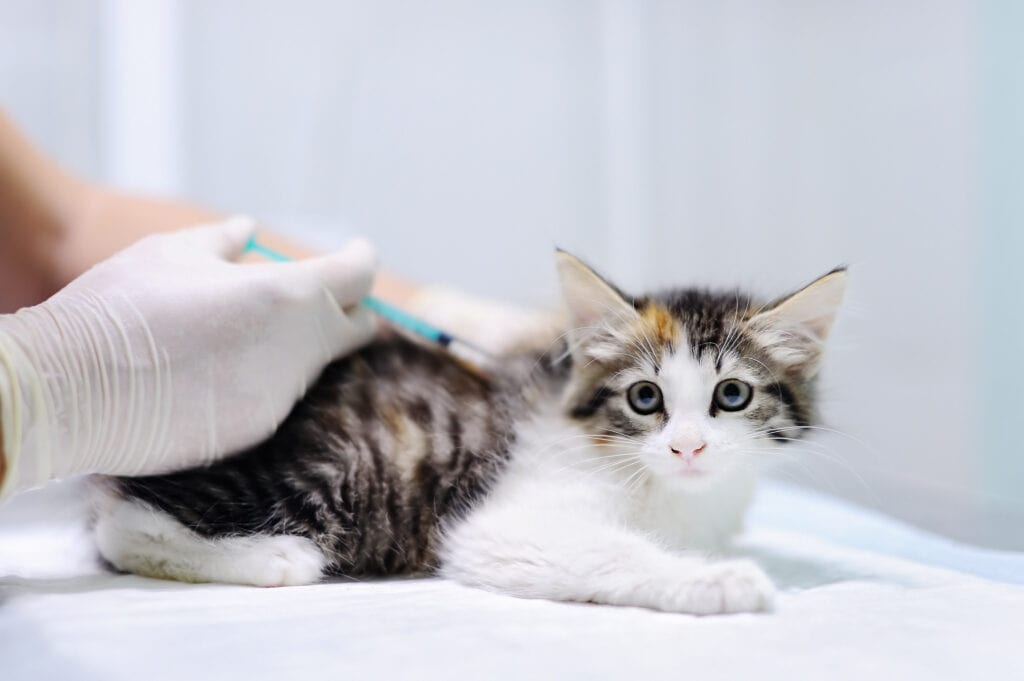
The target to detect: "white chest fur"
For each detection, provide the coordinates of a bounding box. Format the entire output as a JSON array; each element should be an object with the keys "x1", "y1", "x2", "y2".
[{"x1": 489, "y1": 415, "x2": 756, "y2": 552}]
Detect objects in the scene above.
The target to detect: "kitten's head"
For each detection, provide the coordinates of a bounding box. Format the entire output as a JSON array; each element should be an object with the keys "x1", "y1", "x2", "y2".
[{"x1": 556, "y1": 250, "x2": 845, "y2": 490}]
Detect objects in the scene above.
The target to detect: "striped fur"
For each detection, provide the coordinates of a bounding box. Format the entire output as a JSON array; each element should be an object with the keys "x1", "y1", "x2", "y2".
[{"x1": 109, "y1": 333, "x2": 532, "y2": 576}]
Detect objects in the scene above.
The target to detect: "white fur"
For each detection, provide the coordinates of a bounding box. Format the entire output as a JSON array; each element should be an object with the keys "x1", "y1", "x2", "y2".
[
  {"x1": 439, "y1": 402, "x2": 774, "y2": 616},
  {"x1": 93, "y1": 487, "x2": 326, "y2": 587}
]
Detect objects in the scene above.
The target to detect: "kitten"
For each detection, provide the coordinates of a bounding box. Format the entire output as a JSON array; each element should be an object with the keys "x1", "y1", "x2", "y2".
[{"x1": 91, "y1": 251, "x2": 845, "y2": 615}]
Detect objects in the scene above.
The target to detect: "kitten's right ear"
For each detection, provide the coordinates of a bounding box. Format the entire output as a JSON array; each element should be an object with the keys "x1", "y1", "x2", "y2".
[
  {"x1": 745, "y1": 266, "x2": 847, "y2": 376},
  {"x1": 555, "y1": 249, "x2": 638, "y2": 328}
]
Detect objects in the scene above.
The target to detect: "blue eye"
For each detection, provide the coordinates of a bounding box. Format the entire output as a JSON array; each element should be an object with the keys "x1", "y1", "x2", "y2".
[
  {"x1": 627, "y1": 381, "x2": 663, "y2": 415},
  {"x1": 713, "y1": 379, "x2": 753, "y2": 412}
]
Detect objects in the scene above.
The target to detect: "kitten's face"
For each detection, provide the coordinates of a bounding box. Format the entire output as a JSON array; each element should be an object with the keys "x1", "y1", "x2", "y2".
[{"x1": 557, "y1": 252, "x2": 845, "y2": 491}]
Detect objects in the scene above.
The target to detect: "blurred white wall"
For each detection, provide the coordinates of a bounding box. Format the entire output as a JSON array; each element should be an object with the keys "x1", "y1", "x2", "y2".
[
  {"x1": 0, "y1": 1, "x2": 102, "y2": 176},
  {"x1": 1, "y1": 0, "x2": 1020, "y2": 548}
]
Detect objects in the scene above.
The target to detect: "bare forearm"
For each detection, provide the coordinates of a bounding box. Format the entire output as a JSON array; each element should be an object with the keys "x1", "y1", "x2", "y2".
[
  {"x1": 58, "y1": 190, "x2": 419, "y2": 303},
  {"x1": 0, "y1": 110, "x2": 85, "y2": 309}
]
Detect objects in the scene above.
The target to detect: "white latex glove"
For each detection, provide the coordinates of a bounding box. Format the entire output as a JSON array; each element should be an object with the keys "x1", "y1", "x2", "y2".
[{"x1": 0, "y1": 216, "x2": 376, "y2": 500}]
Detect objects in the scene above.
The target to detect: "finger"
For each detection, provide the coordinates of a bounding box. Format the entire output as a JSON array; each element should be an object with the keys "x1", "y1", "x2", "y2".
[
  {"x1": 336, "y1": 303, "x2": 377, "y2": 354},
  {"x1": 312, "y1": 302, "x2": 377, "y2": 365},
  {"x1": 293, "y1": 238, "x2": 378, "y2": 307},
  {"x1": 179, "y1": 215, "x2": 257, "y2": 261}
]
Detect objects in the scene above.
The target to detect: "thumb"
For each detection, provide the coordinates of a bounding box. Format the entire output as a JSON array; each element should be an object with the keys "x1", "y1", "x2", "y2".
[
  {"x1": 179, "y1": 215, "x2": 257, "y2": 261},
  {"x1": 292, "y1": 238, "x2": 378, "y2": 307}
]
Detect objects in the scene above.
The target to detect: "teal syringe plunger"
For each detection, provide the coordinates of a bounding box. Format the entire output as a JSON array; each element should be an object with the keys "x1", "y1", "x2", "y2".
[{"x1": 244, "y1": 236, "x2": 492, "y2": 369}]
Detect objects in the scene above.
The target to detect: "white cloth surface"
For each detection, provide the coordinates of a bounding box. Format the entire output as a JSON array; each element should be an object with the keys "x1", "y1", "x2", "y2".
[{"x1": 1, "y1": 480, "x2": 1021, "y2": 681}]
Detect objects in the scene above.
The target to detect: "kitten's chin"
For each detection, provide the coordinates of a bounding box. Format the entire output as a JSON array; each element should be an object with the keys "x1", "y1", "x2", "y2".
[
  {"x1": 654, "y1": 464, "x2": 740, "y2": 492},
  {"x1": 668, "y1": 474, "x2": 721, "y2": 491}
]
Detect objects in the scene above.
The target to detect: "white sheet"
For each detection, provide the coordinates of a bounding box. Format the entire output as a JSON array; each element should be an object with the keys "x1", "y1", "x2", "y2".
[{"x1": 1, "y1": 480, "x2": 1021, "y2": 680}]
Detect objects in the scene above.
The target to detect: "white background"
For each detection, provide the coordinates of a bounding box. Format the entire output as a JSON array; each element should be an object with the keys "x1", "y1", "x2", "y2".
[{"x1": 1, "y1": 0, "x2": 1020, "y2": 548}]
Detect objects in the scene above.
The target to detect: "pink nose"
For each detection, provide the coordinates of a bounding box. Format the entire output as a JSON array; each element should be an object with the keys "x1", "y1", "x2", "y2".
[{"x1": 670, "y1": 442, "x2": 706, "y2": 458}]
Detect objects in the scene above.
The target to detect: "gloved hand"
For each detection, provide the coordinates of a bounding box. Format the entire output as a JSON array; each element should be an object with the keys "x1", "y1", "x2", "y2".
[{"x1": 0, "y1": 216, "x2": 376, "y2": 500}]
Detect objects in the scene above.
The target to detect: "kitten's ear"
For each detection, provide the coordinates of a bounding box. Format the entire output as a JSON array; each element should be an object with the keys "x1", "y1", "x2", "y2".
[
  {"x1": 555, "y1": 249, "x2": 638, "y2": 328},
  {"x1": 746, "y1": 267, "x2": 847, "y2": 374}
]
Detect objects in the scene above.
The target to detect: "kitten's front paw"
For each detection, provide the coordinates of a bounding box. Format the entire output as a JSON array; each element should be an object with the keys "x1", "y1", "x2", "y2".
[
  {"x1": 245, "y1": 535, "x2": 327, "y2": 587},
  {"x1": 673, "y1": 560, "x2": 776, "y2": 615}
]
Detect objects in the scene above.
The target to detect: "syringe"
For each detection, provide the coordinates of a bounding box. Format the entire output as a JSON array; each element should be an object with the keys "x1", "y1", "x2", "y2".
[{"x1": 245, "y1": 236, "x2": 493, "y2": 370}]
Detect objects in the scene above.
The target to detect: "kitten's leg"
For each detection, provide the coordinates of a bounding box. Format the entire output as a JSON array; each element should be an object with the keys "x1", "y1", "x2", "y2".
[
  {"x1": 93, "y1": 492, "x2": 326, "y2": 587},
  {"x1": 440, "y1": 506, "x2": 774, "y2": 615}
]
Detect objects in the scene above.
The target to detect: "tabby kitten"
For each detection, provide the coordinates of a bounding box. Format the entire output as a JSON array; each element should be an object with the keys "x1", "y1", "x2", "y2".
[{"x1": 92, "y1": 251, "x2": 845, "y2": 615}]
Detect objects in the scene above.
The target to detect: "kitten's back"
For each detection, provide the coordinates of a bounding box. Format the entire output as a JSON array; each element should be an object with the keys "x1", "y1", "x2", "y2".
[{"x1": 98, "y1": 332, "x2": 530, "y2": 580}]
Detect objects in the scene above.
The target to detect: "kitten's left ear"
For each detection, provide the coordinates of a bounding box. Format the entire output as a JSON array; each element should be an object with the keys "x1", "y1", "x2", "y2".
[
  {"x1": 746, "y1": 267, "x2": 847, "y2": 374},
  {"x1": 555, "y1": 249, "x2": 637, "y2": 328},
  {"x1": 555, "y1": 249, "x2": 640, "y2": 362}
]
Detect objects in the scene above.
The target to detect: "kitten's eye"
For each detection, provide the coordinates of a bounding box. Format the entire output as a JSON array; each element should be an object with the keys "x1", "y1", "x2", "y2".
[
  {"x1": 713, "y1": 379, "x2": 753, "y2": 412},
  {"x1": 627, "y1": 381, "x2": 663, "y2": 415}
]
